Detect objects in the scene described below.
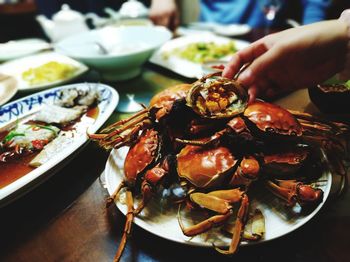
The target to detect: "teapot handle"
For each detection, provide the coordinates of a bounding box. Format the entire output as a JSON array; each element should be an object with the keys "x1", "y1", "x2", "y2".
[{"x1": 85, "y1": 13, "x2": 109, "y2": 28}]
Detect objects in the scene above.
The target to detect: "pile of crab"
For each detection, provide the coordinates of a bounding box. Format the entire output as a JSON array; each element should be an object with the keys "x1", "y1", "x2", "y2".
[{"x1": 90, "y1": 73, "x2": 350, "y2": 261}]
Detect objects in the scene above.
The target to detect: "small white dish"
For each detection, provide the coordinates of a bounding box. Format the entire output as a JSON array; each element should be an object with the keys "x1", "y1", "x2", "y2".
[
  {"x1": 104, "y1": 147, "x2": 331, "y2": 247},
  {"x1": 0, "y1": 82, "x2": 119, "y2": 206},
  {"x1": 0, "y1": 51, "x2": 88, "y2": 92},
  {"x1": 150, "y1": 33, "x2": 250, "y2": 79},
  {"x1": 0, "y1": 74, "x2": 17, "y2": 106},
  {"x1": 214, "y1": 24, "x2": 252, "y2": 37},
  {"x1": 0, "y1": 38, "x2": 51, "y2": 62},
  {"x1": 186, "y1": 22, "x2": 252, "y2": 37},
  {"x1": 55, "y1": 25, "x2": 172, "y2": 81}
]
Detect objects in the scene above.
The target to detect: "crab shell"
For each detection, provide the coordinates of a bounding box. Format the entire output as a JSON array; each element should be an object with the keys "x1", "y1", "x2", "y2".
[
  {"x1": 124, "y1": 129, "x2": 160, "y2": 186},
  {"x1": 149, "y1": 84, "x2": 192, "y2": 121},
  {"x1": 177, "y1": 145, "x2": 237, "y2": 188},
  {"x1": 186, "y1": 74, "x2": 248, "y2": 119},
  {"x1": 244, "y1": 101, "x2": 303, "y2": 137}
]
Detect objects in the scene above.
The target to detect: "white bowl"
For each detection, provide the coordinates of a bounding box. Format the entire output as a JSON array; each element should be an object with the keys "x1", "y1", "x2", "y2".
[{"x1": 55, "y1": 26, "x2": 172, "y2": 81}]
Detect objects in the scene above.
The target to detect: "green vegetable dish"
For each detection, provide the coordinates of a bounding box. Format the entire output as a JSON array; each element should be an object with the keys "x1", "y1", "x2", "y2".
[{"x1": 163, "y1": 41, "x2": 238, "y2": 64}]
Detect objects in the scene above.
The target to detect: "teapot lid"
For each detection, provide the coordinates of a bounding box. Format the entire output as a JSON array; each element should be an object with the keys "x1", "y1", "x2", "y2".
[
  {"x1": 119, "y1": 0, "x2": 148, "y2": 18},
  {"x1": 53, "y1": 4, "x2": 85, "y2": 22}
]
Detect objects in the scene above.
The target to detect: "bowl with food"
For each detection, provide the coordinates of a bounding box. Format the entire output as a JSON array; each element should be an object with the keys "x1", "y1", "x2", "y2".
[
  {"x1": 55, "y1": 25, "x2": 172, "y2": 81},
  {"x1": 308, "y1": 77, "x2": 350, "y2": 114}
]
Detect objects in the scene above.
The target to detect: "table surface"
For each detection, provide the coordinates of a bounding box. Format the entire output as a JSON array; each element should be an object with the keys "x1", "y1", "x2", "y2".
[{"x1": 1, "y1": 29, "x2": 350, "y2": 262}]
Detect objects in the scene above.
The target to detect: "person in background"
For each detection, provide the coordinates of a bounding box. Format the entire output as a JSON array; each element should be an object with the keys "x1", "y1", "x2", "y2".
[
  {"x1": 149, "y1": 0, "x2": 331, "y2": 30},
  {"x1": 222, "y1": 9, "x2": 350, "y2": 101}
]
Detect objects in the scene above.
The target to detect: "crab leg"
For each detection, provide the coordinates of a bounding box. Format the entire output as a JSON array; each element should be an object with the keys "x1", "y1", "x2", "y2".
[
  {"x1": 266, "y1": 179, "x2": 323, "y2": 206},
  {"x1": 290, "y1": 110, "x2": 350, "y2": 134},
  {"x1": 101, "y1": 108, "x2": 148, "y2": 133},
  {"x1": 214, "y1": 193, "x2": 249, "y2": 255},
  {"x1": 134, "y1": 166, "x2": 168, "y2": 215},
  {"x1": 102, "y1": 115, "x2": 150, "y2": 141},
  {"x1": 178, "y1": 192, "x2": 239, "y2": 236},
  {"x1": 178, "y1": 206, "x2": 232, "y2": 236},
  {"x1": 101, "y1": 121, "x2": 151, "y2": 149},
  {"x1": 176, "y1": 128, "x2": 226, "y2": 146},
  {"x1": 106, "y1": 181, "x2": 126, "y2": 208},
  {"x1": 114, "y1": 189, "x2": 134, "y2": 262},
  {"x1": 178, "y1": 190, "x2": 248, "y2": 255},
  {"x1": 224, "y1": 209, "x2": 265, "y2": 241}
]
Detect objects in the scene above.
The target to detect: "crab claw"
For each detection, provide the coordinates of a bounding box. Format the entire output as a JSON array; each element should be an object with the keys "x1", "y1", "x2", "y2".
[
  {"x1": 297, "y1": 184, "x2": 324, "y2": 206},
  {"x1": 266, "y1": 180, "x2": 323, "y2": 207}
]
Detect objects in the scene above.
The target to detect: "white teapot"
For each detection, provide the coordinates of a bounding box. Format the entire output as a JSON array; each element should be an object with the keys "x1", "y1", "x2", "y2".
[{"x1": 36, "y1": 4, "x2": 90, "y2": 42}]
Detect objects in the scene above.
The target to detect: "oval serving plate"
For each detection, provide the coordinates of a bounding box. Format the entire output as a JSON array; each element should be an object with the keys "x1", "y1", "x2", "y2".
[
  {"x1": 105, "y1": 147, "x2": 331, "y2": 248},
  {"x1": 149, "y1": 33, "x2": 250, "y2": 79},
  {"x1": 0, "y1": 51, "x2": 89, "y2": 92},
  {"x1": 0, "y1": 74, "x2": 18, "y2": 106},
  {"x1": 0, "y1": 83, "x2": 118, "y2": 206}
]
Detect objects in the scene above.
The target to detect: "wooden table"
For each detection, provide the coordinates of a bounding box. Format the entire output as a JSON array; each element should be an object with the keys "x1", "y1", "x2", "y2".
[{"x1": 1, "y1": 32, "x2": 350, "y2": 262}]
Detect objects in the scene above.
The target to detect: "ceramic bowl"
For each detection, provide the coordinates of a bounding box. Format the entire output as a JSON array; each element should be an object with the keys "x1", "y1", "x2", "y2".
[
  {"x1": 308, "y1": 78, "x2": 350, "y2": 114},
  {"x1": 55, "y1": 26, "x2": 172, "y2": 81}
]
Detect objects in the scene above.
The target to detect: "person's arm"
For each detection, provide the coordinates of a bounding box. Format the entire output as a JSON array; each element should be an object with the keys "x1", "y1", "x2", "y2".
[
  {"x1": 222, "y1": 18, "x2": 350, "y2": 101},
  {"x1": 149, "y1": 0, "x2": 179, "y2": 31}
]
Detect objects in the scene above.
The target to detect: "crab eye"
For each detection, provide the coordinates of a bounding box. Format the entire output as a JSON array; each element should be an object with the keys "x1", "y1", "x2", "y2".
[{"x1": 186, "y1": 74, "x2": 248, "y2": 119}]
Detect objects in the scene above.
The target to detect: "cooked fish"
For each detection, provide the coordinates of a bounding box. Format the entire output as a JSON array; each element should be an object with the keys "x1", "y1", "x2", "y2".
[
  {"x1": 34, "y1": 104, "x2": 87, "y2": 125},
  {"x1": 4, "y1": 124, "x2": 59, "y2": 150}
]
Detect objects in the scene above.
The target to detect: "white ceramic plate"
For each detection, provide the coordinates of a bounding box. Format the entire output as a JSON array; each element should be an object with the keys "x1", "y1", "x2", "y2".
[
  {"x1": 149, "y1": 34, "x2": 250, "y2": 79},
  {"x1": 0, "y1": 75, "x2": 17, "y2": 106},
  {"x1": 0, "y1": 51, "x2": 89, "y2": 92},
  {"x1": 183, "y1": 22, "x2": 252, "y2": 37},
  {"x1": 104, "y1": 147, "x2": 331, "y2": 247},
  {"x1": 0, "y1": 83, "x2": 119, "y2": 206},
  {"x1": 0, "y1": 38, "x2": 51, "y2": 62}
]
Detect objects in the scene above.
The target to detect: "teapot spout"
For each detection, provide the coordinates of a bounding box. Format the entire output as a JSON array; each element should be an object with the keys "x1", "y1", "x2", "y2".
[{"x1": 36, "y1": 15, "x2": 55, "y2": 40}]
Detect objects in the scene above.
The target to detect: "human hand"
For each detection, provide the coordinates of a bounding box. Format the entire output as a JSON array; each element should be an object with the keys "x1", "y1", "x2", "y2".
[
  {"x1": 149, "y1": 0, "x2": 179, "y2": 31},
  {"x1": 222, "y1": 20, "x2": 349, "y2": 101}
]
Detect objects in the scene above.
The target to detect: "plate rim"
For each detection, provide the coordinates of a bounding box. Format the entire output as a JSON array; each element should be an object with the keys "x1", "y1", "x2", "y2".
[
  {"x1": 0, "y1": 38, "x2": 50, "y2": 62},
  {"x1": 0, "y1": 76, "x2": 18, "y2": 106},
  {"x1": 104, "y1": 147, "x2": 332, "y2": 248},
  {"x1": 0, "y1": 82, "x2": 119, "y2": 205}
]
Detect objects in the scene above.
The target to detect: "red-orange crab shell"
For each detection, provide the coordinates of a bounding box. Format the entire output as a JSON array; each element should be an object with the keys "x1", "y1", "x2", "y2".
[
  {"x1": 262, "y1": 146, "x2": 310, "y2": 176},
  {"x1": 124, "y1": 129, "x2": 160, "y2": 185},
  {"x1": 186, "y1": 74, "x2": 248, "y2": 119},
  {"x1": 149, "y1": 84, "x2": 192, "y2": 121},
  {"x1": 177, "y1": 145, "x2": 237, "y2": 188},
  {"x1": 244, "y1": 101, "x2": 303, "y2": 137}
]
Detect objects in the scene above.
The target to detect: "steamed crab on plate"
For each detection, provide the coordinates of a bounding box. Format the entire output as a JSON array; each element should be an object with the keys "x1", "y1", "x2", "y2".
[{"x1": 90, "y1": 73, "x2": 350, "y2": 261}]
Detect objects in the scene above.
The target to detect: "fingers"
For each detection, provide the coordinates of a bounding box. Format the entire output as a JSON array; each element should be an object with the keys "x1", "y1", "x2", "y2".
[{"x1": 222, "y1": 40, "x2": 268, "y2": 79}]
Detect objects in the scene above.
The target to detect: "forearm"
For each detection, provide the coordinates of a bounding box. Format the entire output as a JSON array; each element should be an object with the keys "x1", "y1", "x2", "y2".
[{"x1": 337, "y1": 10, "x2": 350, "y2": 80}]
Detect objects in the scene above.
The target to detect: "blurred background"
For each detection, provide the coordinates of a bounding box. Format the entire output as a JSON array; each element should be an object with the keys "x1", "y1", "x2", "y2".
[{"x1": 0, "y1": 0, "x2": 350, "y2": 43}]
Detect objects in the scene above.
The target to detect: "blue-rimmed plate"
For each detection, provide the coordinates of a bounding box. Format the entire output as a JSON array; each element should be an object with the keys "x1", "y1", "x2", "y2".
[{"x1": 0, "y1": 82, "x2": 118, "y2": 206}]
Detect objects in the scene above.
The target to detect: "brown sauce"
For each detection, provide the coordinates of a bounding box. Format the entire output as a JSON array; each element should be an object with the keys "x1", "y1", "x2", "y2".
[{"x1": 0, "y1": 106, "x2": 99, "y2": 189}]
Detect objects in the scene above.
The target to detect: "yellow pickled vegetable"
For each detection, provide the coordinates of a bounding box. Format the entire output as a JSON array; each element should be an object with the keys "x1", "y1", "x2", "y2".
[
  {"x1": 22, "y1": 61, "x2": 78, "y2": 86},
  {"x1": 163, "y1": 41, "x2": 237, "y2": 63}
]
